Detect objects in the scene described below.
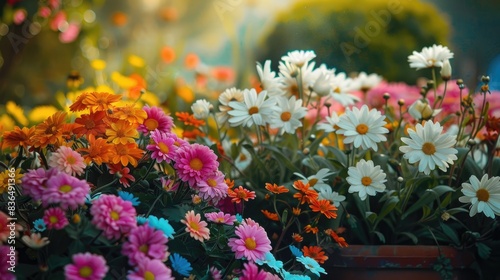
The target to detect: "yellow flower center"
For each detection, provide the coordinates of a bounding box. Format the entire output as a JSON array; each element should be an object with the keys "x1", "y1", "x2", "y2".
[
  {"x1": 110, "y1": 211, "x2": 120, "y2": 221},
  {"x1": 189, "y1": 221, "x2": 199, "y2": 231},
  {"x1": 422, "y1": 142, "x2": 436, "y2": 155},
  {"x1": 190, "y1": 158, "x2": 203, "y2": 171},
  {"x1": 207, "y1": 178, "x2": 217, "y2": 187},
  {"x1": 356, "y1": 124, "x2": 369, "y2": 135},
  {"x1": 361, "y1": 176, "x2": 372, "y2": 186},
  {"x1": 308, "y1": 178, "x2": 318, "y2": 187},
  {"x1": 139, "y1": 244, "x2": 149, "y2": 253},
  {"x1": 476, "y1": 189, "x2": 490, "y2": 202},
  {"x1": 79, "y1": 266, "x2": 93, "y2": 277},
  {"x1": 244, "y1": 237, "x2": 257, "y2": 250},
  {"x1": 144, "y1": 271, "x2": 155, "y2": 280},
  {"x1": 59, "y1": 184, "x2": 73, "y2": 193},
  {"x1": 144, "y1": 118, "x2": 159, "y2": 131},
  {"x1": 158, "y1": 142, "x2": 169, "y2": 154},
  {"x1": 281, "y1": 112, "x2": 292, "y2": 122},
  {"x1": 333, "y1": 87, "x2": 341, "y2": 94},
  {"x1": 248, "y1": 106, "x2": 259, "y2": 115},
  {"x1": 66, "y1": 156, "x2": 76, "y2": 165},
  {"x1": 49, "y1": 216, "x2": 59, "y2": 224}
]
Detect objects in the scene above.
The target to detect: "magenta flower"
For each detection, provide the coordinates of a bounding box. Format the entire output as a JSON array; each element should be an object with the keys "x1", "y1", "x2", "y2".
[
  {"x1": 127, "y1": 259, "x2": 174, "y2": 280},
  {"x1": 173, "y1": 143, "x2": 219, "y2": 186},
  {"x1": 90, "y1": 194, "x2": 137, "y2": 240},
  {"x1": 209, "y1": 266, "x2": 222, "y2": 280},
  {"x1": 21, "y1": 168, "x2": 59, "y2": 201},
  {"x1": 204, "y1": 212, "x2": 236, "y2": 225},
  {"x1": 43, "y1": 172, "x2": 90, "y2": 209},
  {"x1": 64, "y1": 252, "x2": 109, "y2": 280},
  {"x1": 43, "y1": 207, "x2": 69, "y2": 230},
  {"x1": 228, "y1": 221, "x2": 272, "y2": 262},
  {"x1": 0, "y1": 246, "x2": 15, "y2": 280},
  {"x1": 48, "y1": 145, "x2": 86, "y2": 176},
  {"x1": 122, "y1": 224, "x2": 169, "y2": 266},
  {"x1": 196, "y1": 171, "x2": 228, "y2": 204},
  {"x1": 147, "y1": 130, "x2": 177, "y2": 163},
  {"x1": 139, "y1": 106, "x2": 174, "y2": 135},
  {"x1": 239, "y1": 262, "x2": 272, "y2": 280}
]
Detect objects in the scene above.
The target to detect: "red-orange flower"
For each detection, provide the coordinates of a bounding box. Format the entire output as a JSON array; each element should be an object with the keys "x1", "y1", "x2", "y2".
[
  {"x1": 293, "y1": 180, "x2": 318, "y2": 205},
  {"x1": 292, "y1": 233, "x2": 303, "y2": 243},
  {"x1": 227, "y1": 186, "x2": 256, "y2": 203},
  {"x1": 175, "y1": 112, "x2": 205, "y2": 127},
  {"x1": 78, "y1": 135, "x2": 113, "y2": 165},
  {"x1": 325, "y1": 229, "x2": 349, "y2": 248},
  {"x1": 73, "y1": 111, "x2": 107, "y2": 137},
  {"x1": 1, "y1": 126, "x2": 35, "y2": 150},
  {"x1": 304, "y1": 225, "x2": 319, "y2": 234},
  {"x1": 69, "y1": 92, "x2": 90, "y2": 112},
  {"x1": 110, "y1": 142, "x2": 144, "y2": 167},
  {"x1": 182, "y1": 129, "x2": 205, "y2": 139},
  {"x1": 265, "y1": 183, "x2": 289, "y2": 194},
  {"x1": 261, "y1": 210, "x2": 279, "y2": 221},
  {"x1": 225, "y1": 178, "x2": 235, "y2": 189},
  {"x1": 309, "y1": 199, "x2": 337, "y2": 219},
  {"x1": 105, "y1": 120, "x2": 139, "y2": 144},
  {"x1": 31, "y1": 112, "x2": 67, "y2": 148},
  {"x1": 302, "y1": 246, "x2": 329, "y2": 264},
  {"x1": 108, "y1": 163, "x2": 135, "y2": 188},
  {"x1": 82, "y1": 91, "x2": 121, "y2": 112}
]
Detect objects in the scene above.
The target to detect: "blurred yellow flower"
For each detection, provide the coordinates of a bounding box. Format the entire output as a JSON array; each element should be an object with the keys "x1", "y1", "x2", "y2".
[
  {"x1": 91, "y1": 59, "x2": 106, "y2": 70},
  {"x1": 0, "y1": 115, "x2": 15, "y2": 134},
  {"x1": 177, "y1": 85, "x2": 194, "y2": 103},
  {"x1": 111, "y1": 72, "x2": 136, "y2": 89},
  {"x1": 128, "y1": 55, "x2": 145, "y2": 68},
  {"x1": 0, "y1": 168, "x2": 22, "y2": 194},
  {"x1": 29, "y1": 106, "x2": 58, "y2": 123},
  {"x1": 6, "y1": 101, "x2": 28, "y2": 126},
  {"x1": 140, "y1": 91, "x2": 160, "y2": 106}
]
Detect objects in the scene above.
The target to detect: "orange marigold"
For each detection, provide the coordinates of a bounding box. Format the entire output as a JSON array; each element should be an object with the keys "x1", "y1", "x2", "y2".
[
  {"x1": 105, "y1": 120, "x2": 139, "y2": 144},
  {"x1": 261, "y1": 210, "x2": 279, "y2": 221},
  {"x1": 82, "y1": 91, "x2": 121, "y2": 112},
  {"x1": 265, "y1": 183, "x2": 289, "y2": 194},
  {"x1": 225, "y1": 178, "x2": 235, "y2": 189},
  {"x1": 31, "y1": 112, "x2": 67, "y2": 148},
  {"x1": 292, "y1": 233, "x2": 303, "y2": 243},
  {"x1": 175, "y1": 112, "x2": 205, "y2": 127},
  {"x1": 309, "y1": 199, "x2": 337, "y2": 219},
  {"x1": 69, "y1": 92, "x2": 90, "y2": 112},
  {"x1": 227, "y1": 186, "x2": 256, "y2": 203},
  {"x1": 302, "y1": 246, "x2": 329, "y2": 264},
  {"x1": 78, "y1": 135, "x2": 113, "y2": 165},
  {"x1": 2, "y1": 126, "x2": 35, "y2": 150},
  {"x1": 73, "y1": 111, "x2": 107, "y2": 137},
  {"x1": 325, "y1": 229, "x2": 349, "y2": 248},
  {"x1": 293, "y1": 180, "x2": 318, "y2": 205},
  {"x1": 110, "y1": 104, "x2": 147, "y2": 125},
  {"x1": 304, "y1": 225, "x2": 319, "y2": 234},
  {"x1": 110, "y1": 142, "x2": 144, "y2": 167},
  {"x1": 182, "y1": 129, "x2": 205, "y2": 139}
]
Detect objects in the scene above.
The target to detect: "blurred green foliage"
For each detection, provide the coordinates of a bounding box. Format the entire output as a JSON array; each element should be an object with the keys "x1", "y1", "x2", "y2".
[{"x1": 258, "y1": 0, "x2": 450, "y2": 84}]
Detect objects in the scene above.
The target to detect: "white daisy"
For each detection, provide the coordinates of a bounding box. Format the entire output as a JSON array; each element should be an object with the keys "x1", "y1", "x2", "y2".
[
  {"x1": 191, "y1": 99, "x2": 213, "y2": 120},
  {"x1": 256, "y1": 60, "x2": 284, "y2": 97},
  {"x1": 281, "y1": 50, "x2": 316, "y2": 68},
  {"x1": 269, "y1": 96, "x2": 307, "y2": 134},
  {"x1": 346, "y1": 159, "x2": 386, "y2": 201},
  {"x1": 399, "y1": 121, "x2": 458, "y2": 175},
  {"x1": 353, "y1": 72, "x2": 383, "y2": 92},
  {"x1": 227, "y1": 89, "x2": 277, "y2": 127},
  {"x1": 459, "y1": 174, "x2": 500, "y2": 219},
  {"x1": 310, "y1": 64, "x2": 335, "y2": 97},
  {"x1": 316, "y1": 186, "x2": 346, "y2": 207},
  {"x1": 317, "y1": 112, "x2": 340, "y2": 133},
  {"x1": 408, "y1": 99, "x2": 441, "y2": 121},
  {"x1": 278, "y1": 60, "x2": 315, "y2": 98},
  {"x1": 408, "y1": 44, "x2": 454, "y2": 70},
  {"x1": 329, "y1": 72, "x2": 360, "y2": 106},
  {"x1": 216, "y1": 87, "x2": 244, "y2": 125},
  {"x1": 336, "y1": 105, "x2": 389, "y2": 151},
  {"x1": 294, "y1": 168, "x2": 334, "y2": 191}
]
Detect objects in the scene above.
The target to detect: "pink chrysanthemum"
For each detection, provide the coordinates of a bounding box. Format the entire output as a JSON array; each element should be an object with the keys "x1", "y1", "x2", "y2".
[
  {"x1": 122, "y1": 224, "x2": 169, "y2": 266},
  {"x1": 127, "y1": 259, "x2": 174, "y2": 280},
  {"x1": 173, "y1": 143, "x2": 219, "y2": 186},
  {"x1": 0, "y1": 245, "x2": 15, "y2": 280},
  {"x1": 43, "y1": 207, "x2": 69, "y2": 230},
  {"x1": 228, "y1": 221, "x2": 272, "y2": 262},
  {"x1": 64, "y1": 252, "x2": 109, "y2": 280},
  {"x1": 48, "y1": 146, "x2": 86, "y2": 176},
  {"x1": 0, "y1": 211, "x2": 22, "y2": 243},
  {"x1": 138, "y1": 106, "x2": 174, "y2": 135},
  {"x1": 90, "y1": 194, "x2": 137, "y2": 240},
  {"x1": 204, "y1": 211, "x2": 236, "y2": 225},
  {"x1": 181, "y1": 210, "x2": 210, "y2": 242},
  {"x1": 43, "y1": 172, "x2": 90, "y2": 209},
  {"x1": 196, "y1": 171, "x2": 228, "y2": 204},
  {"x1": 239, "y1": 262, "x2": 272, "y2": 280},
  {"x1": 147, "y1": 129, "x2": 177, "y2": 163},
  {"x1": 21, "y1": 168, "x2": 59, "y2": 201},
  {"x1": 209, "y1": 266, "x2": 222, "y2": 280}
]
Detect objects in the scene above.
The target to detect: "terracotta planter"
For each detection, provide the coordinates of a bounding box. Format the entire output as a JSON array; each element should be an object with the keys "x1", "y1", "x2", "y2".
[{"x1": 326, "y1": 245, "x2": 477, "y2": 280}]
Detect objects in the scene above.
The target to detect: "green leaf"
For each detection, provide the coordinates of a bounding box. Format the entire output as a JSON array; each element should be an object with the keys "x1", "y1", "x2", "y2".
[
  {"x1": 402, "y1": 185, "x2": 454, "y2": 220},
  {"x1": 376, "y1": 196, "x2": 399, "y2": 225},
  {"x1": 373, "y1": 230, "x2": 386, "y2": 243},
  {"x1": 47, "y1": 255, "x2": 71, "y2": 270},
  {"x1": 476, "y1": 242, "x2": 492, "y2": 259},
  {"x1": 365, "y1": 211, "x2": 377, "y2": 225},
  {"x1": 440, "y1": 222, "x2": 460, "y2": 246},
  {"x1": 398, "y1": 231, "x2": 418, "y2": 244}
]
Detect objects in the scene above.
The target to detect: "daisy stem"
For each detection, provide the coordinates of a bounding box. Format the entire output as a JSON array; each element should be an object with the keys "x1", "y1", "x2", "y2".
[
  {"x1": 255, "y1": 124, "x2": 263, "y2": 147},
  {"x1": 273, "y1": 216, "x2": 296, "y2": 254},
  {"x1": 435, "y1": 80, "x2": 448, "y2": 110},
  {"x1": 146, "y1": 192, "x2": 163, "y2": 217},
  {"x1": 432, "y1": 67, "x2": 438, "y2": 102}
]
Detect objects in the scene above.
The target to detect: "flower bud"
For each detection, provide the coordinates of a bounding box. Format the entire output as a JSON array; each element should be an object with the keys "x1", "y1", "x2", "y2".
[
  {"x1": 408, "y1": 99, "x2": 436, "y2": 120},
  {"x1": 312, "y1": 72, "x2": 332, "y2": 97},
  {"x1": 383, "y1": 92, "x2": 390, "y2": 100},
  {"x1": 440, "y1": 60, "x2": 452, "y2": 81},
  {"x1": 397, "y1": 177, "x2": 404, "y2": 183},
  {"x1": 397, "y1": 99, "x2": 405, "y2": 106},
  {"x1": 191, "y1": 99, "x2": 212, "y2": 120},
  {"x1": 481, "y1": 75, "x2": 490, "y2": 84}
]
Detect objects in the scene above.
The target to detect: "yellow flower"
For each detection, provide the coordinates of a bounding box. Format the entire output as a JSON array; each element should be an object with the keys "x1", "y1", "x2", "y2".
[
  {"x1": 6, "y1": 101, "x2": 28, "y2": 126},
  {"x1": 28, "y1": 106, "x2": 58, "y2": 123},
  {"x1": 111, "y1": 72, "x2": 137, "y2": 89},
  {"x1": 91, "y1": 59, "x2": 106, "y2": 70},
  {"x1": 140, "y1": 91, "x2": 160, "y2": 106},
  {"x1": 128, "y1": 55, "x2": 145, "y2": 68},
  {"x1": 0, "y1": 115, "x2": 15, "y2": 135},
  {"x1": 176, "y1": 85, "x2": 194, "y2": 103},
  {"x1": 0, "y1": 168, "x2": 22, "y2": 194}
]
